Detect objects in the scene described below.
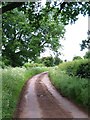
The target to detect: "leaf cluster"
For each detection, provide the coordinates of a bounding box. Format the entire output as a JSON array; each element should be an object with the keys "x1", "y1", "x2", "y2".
[{"x1": 2, "y1": 1, "x2": 90, "y2": 66}]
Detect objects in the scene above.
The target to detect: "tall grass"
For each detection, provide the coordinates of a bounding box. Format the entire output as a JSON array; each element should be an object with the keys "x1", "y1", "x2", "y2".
[
  {"x1": 49, "y1": 67, "x2": 89, "y2": 110},
  {"x1": 2, "y1": 63, "x2": 89, "y2": 118},
  {"x1": 2, "y1": 67, "x2": 47, "y2": 118},
  {"x1": 2, "y1": 67, "x2": 26, "y2": 118}
]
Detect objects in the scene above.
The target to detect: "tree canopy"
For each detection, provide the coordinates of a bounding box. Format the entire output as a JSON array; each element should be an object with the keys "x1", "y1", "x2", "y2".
[
  {"x1": 80, "y1": 30, "x2": 90, "y2": 51},
  {"x1": 2, "y1": 1, "x2": 90, "y2": 66},
  {"x1": 84, "y1": 51, "x2": 90, "y2": 59},
  {"x1": 73, "y1": 56, "x2": 82, "y2": 60}
]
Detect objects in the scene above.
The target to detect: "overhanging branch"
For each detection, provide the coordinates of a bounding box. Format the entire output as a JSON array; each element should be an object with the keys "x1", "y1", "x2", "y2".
[{"x1": 0, "y1": 2, "x2": 25, "y2": 14}]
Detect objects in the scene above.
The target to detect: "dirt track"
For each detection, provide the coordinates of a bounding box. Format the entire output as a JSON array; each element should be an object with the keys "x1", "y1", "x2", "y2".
[{"x1": 14, "y1": 72, "x2": 88, "y2": 119}]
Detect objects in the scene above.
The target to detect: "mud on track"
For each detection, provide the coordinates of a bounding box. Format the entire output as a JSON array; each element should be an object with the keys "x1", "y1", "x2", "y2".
[{"x1": 14, "y1": 72, "x2": 88, "y2": 119}]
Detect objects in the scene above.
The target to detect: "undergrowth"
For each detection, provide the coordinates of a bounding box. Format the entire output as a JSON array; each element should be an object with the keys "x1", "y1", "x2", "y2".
[
  {"x1": 2, "y1": 67, "x2": 47, "y2": 118},
  {"x1": 2, "y1": 64, "x2": 89, "y2": 119},
  {"x1": 49, "y1": 67, "x2": 89, "y2": 110}
]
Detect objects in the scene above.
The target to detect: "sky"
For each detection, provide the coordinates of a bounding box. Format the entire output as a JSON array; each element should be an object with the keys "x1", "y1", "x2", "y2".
[
  {"x1": 40, "y1": 1, "x2": 88, "y2": 61},
  {"x1": 60, "y1": 14, "x2": 88, "y2": 61}
]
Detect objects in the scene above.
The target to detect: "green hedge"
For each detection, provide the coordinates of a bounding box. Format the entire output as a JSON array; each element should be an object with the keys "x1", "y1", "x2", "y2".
[
  {"x1": 0, "y1": 61, "x2": 6, "y2": 69},
  {"x1": 24, "y1": 62, "x2": 44, "y2": 68},
  {"x1": 76, "y1": 61, "x2": 90, "y2": 78},
  {"x1": 49, "y1": 68, "x2": 89, "y2": 110},
  {"x1": 59, "y1": 59, "x2": 90, "y2": 78}
]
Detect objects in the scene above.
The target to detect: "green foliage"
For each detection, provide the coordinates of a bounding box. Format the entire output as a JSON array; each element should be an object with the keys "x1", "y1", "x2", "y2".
[
  {"x1": 2, "y1": 4, "x2": 65, "y2": 67},
  {"x1": 2, "y1": 66, "x2": 47, "y2": 118},
  {"x1": 41, "y1": 56, "x2": 54, "y2": 67},
  {"x1": 2, "y1": 2, "x2": 90, "y2": 67},
  {"x1": 2, "y1": 63, "x2": 90, "y2": 118},
  {"x1": 49, "y1": 68, "x2": 89, "y2": 109},
  {"x1": 81, "y1": 31, "x2": 90, "y2": 50},
  {"x1": 73, "y1": 56, "x2": 82, "y2": 60},
  {"x1": 76, "y1": 61, "x2": 90, "y2": 78},
  {"x1": 41, "y1": 56, "x2": 63, "y2": 67},
  {"x1": 59, "y1": 59, "x2": 89, "y2": 78},
  {"x1": 24, "y1": 62, "x2": 44, "y2": 68},
  {"x1": 52, "y1": 2, "x2": 89, "y2": 24},
  {"x1": 0, "y1": 61, "x2": 6, "y2": 68},
  {"x1": 2, "y1": 67, "x2": 26, "y2": 118},
  {"x1": 54, "y1": 56, "x2": 63, "y2": 65},
  {"x1": 84, "y1": 51, "x2": 90, "y2": 59}
]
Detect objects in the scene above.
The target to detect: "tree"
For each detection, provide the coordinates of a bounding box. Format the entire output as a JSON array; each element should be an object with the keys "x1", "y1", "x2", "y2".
[
  {"x1": 41, "y1": 56, "x2": 54, "y2": 67},
  {"x1": 2, "y1": 1, "x2": 90, "y2": 66},
  {"x1": 2, "y1": 9, "x2": 32, "y2": 66},
  {"x1": 84, "y1": 51, "x2": 90, "y2": 59},
  {"x1": 2, "y1": 6, "x2": 65, "y2": 66},
  {"x1": 1, "y1": 2, "x2": 90, "y2": 26},
  {"x1": 80, "y1": 30, "x2": 90, "y2": 50},
  {"x1": 54, "y1": 56, "x2": 63, "y2": 65},
  {"x1": 41, "y1": 56, "x2": 63, "y2": 67},
  {"x1": 73, "y1": 56, "x2": 82, "y2": 60}
]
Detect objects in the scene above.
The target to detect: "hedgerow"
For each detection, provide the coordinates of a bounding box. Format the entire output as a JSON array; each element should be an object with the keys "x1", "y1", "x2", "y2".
[
  {"x1": 59, "y1": 59, "x2": 90, "y2": 78},
  {"x1": 24, "y1": 62, "x2": 44, "y2": 68},
  {"x1": 2, "y1": 67, "x2": 47, "y2": 118},
  {"x1": 49, "y1": 68, "x2": 89, "y2": 110}
]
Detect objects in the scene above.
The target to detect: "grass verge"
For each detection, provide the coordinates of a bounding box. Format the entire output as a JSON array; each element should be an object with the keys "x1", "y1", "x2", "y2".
[
  {"x1": 2, "y1": 67, "x2": 47, "y2": 118},
  {"x1": 48, "y1": 67, "x2": 89, "y2": 111}
]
